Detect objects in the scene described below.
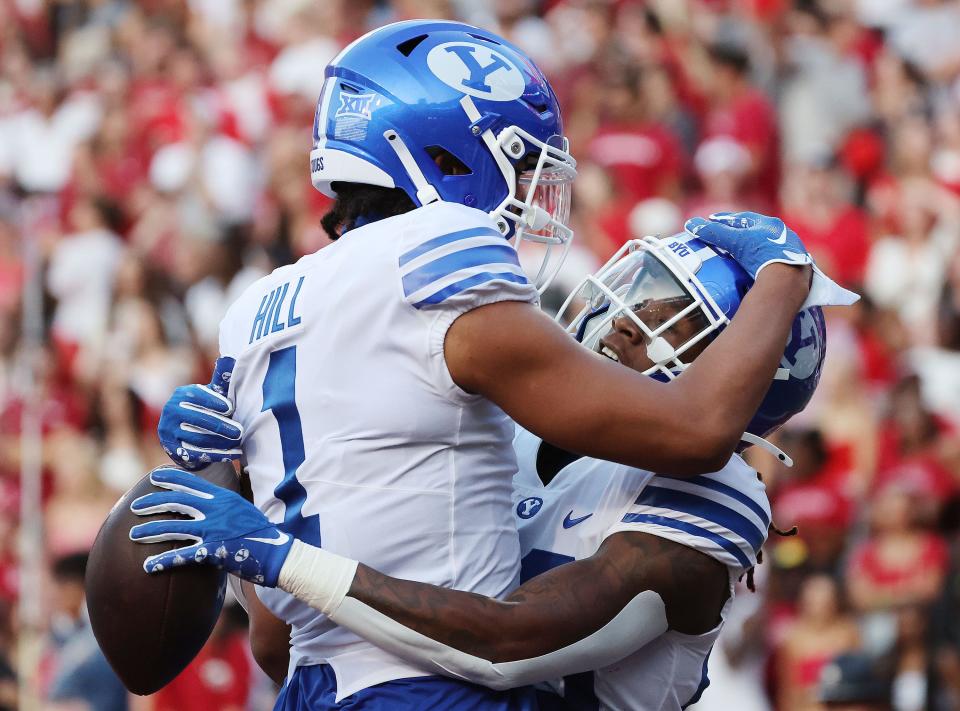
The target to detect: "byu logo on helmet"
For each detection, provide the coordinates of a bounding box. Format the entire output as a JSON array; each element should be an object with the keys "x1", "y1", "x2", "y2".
[
  {"x1": 426, "y1": 42, "x2": 525, "y2": 101},
  {"x1": 517, "y1": 497, "x2": 543, "y2": 519},
  {"x1": 781, "y1": 309, "x2": 821, "y2": 380}
]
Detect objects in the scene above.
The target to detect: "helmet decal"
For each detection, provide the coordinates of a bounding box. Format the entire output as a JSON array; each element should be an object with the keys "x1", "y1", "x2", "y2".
[
  {"x1": 426, "y1": 42, "x2": 526, "y2": 101},
  {"x1": 781, "y1": 309, "x2": 822, "y2": 380}
]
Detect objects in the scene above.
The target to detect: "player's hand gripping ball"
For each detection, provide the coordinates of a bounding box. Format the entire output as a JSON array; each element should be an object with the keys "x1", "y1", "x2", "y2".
[
  {"x1": 157, "y1": 356, "x2": 244, "y2": 470},
  {"x1": 684, "y1": 211, "x2": 812, "y2": 279},
  {"x1": 129, "y1": 467, "x2": 293, "y2": 586}
]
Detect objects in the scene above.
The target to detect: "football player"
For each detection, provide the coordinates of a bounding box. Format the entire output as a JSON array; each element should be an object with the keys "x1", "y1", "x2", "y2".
[
  {"x1": 140, "y1": 20, "x2": 848, "y2": 710},
  {"x1": 133, "y1": 231, "x2": 854, "y2": 710}
]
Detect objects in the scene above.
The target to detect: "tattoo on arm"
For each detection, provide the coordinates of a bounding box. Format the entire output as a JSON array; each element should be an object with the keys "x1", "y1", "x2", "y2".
[{"x1": 348, "y1": 532, "x2": 730, "y2": 662}]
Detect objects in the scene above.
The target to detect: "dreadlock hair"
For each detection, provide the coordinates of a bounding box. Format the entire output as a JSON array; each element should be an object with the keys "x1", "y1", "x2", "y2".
[
  {"x1": 743, "y1": 470, "x2": 800, "y2": 593},
  {"x1": 321, "y1": 182, "x2": 417, "y2": 241}
]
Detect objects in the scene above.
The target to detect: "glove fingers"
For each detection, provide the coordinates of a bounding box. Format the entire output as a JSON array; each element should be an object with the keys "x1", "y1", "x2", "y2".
[
  {"x1": 706, "y1": 211, "x2": 758, "y2": 228},
  {"x1": 178, "y1": 405, "x2": 243, "y2": 440},
  {"x1": 149, "y1": 467, "x2": 221, "y2": 497},
  {"x1": 177, "y1": 429, "x2": 242, "y2": 452},
  {"x1": 130, "y1": 490, "x2": 205, "y2": 517},
  {"x1": 143, "y1": 544, "x2": 209, "y2": 574},
  {"x1": 179, "y1": 443, "x2": 243, "y2": 461},
  {"x1": 129, "y1": 519, "x2": 204, "y2": 543},
  {"x1": 180, "y1": 384, "x2": 233, "y2": 415},
  {"x1": 684, "y1": 216, "x2": 741, "y2": 242}
]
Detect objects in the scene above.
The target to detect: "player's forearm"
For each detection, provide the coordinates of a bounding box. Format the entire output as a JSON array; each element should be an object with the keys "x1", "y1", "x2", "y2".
[
  {"x1": 447, "y1": 264, "x2": 809, "y2": 476},
  {"x1": 347, "y1": 551, "x2": 630, "y2": 663},
  {"x1": 278, "y1": 532, "x2": 728, "y2": 680},
  {"x1": 665, "y1": 263, "x2": 811, "y2": 464},
  {"x1": 276, "y1": 538, "x2": 670, "y2": 691}
]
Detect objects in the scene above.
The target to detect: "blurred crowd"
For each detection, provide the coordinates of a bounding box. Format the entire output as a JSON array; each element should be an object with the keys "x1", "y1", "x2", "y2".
[{"x1": 1, "y1": 0, "x2": 959, "y2": 709}]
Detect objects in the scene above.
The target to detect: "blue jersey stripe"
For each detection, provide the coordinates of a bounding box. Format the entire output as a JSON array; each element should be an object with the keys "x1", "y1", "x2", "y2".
[
  {"x1": 621, "y1": 512, "x2": 752, "y2": 569},
  {"x1": 402, "y1": 244, "x2": 523, "y2": 297},
  {"x1": 635, "y1": 486, "x2": 766, "y2": 551},
  {"x1": 413, "y1": 271, "x2": 529, "y2": 308},
  {"x1": 682, "y1": 647, "x2": 713, "y2": 709},
  {"x1": 687, "y1": 475, "x2": 770, "y2": 527},
  {"x1": 399, "y1": 227, "x2": 504, "y2": 267}
]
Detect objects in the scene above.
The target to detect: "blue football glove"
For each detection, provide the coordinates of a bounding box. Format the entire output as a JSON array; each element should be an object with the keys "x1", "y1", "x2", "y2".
[
  {"x1": 129, "y1": 467, "x2": 293, "y2": 586},
  {"x1": 684, "y1": 211, "x2": 813, "y2": 280},
  {"x1": 158, "y1": 357, "x2": 243, "y2": 470}
]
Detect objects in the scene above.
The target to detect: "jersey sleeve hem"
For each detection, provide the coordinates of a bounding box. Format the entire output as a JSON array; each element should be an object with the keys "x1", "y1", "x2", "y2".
[
  {"x1": 428, "y1": 291, "x2": 537, "y2": 406},
  {"x1": 603, "y1": 522, "x2": 753, "y2": 576}
]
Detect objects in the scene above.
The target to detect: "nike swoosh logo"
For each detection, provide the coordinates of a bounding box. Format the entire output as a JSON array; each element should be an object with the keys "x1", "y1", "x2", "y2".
[
  {"x1": 768, "y1": 225, "x2": 788, "y2": 245},
  {"x1": 562, "y1": 511, "x2": 593, "y2": 529},
  {"x1": 248, "y1": 530, "x2": 290, "y2": 546}
]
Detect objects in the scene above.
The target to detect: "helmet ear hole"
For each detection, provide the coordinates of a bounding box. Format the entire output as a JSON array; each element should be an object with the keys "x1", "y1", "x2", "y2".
[{"x1": 425, "y1": 146, "x2": 472, "y2": 176}]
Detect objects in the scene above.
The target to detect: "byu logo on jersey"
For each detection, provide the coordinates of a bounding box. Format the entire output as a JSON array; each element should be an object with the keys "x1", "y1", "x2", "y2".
[
  {"x1": 517, "y1": 497, "x2": 543, "y2": 519},
  {"x1": 426, "y1": 42, "x2": 525, "y2": 101},
  {"x1": 781, "y1": 309, "x2": 821, "y2": 379}
]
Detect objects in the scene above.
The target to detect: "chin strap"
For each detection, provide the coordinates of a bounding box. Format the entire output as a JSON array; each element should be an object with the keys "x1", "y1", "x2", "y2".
[{"x1": 740, "y1": 432, "x2": 793, "y2": 467}]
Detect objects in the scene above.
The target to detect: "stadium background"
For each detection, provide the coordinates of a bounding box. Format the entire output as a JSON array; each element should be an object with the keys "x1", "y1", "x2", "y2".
[{"x1": 1, "y1": 0, "x2": 959, "y2": 709}]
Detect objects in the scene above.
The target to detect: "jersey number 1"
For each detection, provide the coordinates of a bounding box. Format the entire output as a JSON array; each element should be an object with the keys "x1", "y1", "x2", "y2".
[{"x1": 262, "y1": 345, "x2": 321, "y2": 546}]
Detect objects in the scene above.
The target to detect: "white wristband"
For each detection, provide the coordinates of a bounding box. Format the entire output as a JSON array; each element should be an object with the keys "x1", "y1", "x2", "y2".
[{"x1": 277, "y1": 540, "x2": 359, "y2": 616}]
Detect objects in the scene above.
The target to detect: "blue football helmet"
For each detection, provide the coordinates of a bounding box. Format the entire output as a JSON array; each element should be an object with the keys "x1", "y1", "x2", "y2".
[
  {"x1": 558, "y1": 234, "x2": 826, "y2": 458},
  {"x1": 310, "y1": 20, "x2": 577, "y2": 291}
]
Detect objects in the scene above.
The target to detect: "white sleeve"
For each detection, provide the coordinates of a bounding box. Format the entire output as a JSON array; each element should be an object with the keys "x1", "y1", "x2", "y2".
[
  {"x1": 607, "y1": 471, "x2": 769, "y2": 576},
  {"x1": 277, "y1": 540, "x2": 668, "y2": 690},
  {"x1": 397, "y1": 204, "x2": 538, "y2": 315},
  {"x1": 330, "y1": 590, "x2": 667, "y2": 690},
  {"x1": 395, "y1": 204, "x2": 540, "y2": 405}
]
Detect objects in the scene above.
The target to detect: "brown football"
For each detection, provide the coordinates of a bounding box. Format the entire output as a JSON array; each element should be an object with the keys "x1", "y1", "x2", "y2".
[{"x1": 85, "y1": 462, "x2": 240, "y2": 695}]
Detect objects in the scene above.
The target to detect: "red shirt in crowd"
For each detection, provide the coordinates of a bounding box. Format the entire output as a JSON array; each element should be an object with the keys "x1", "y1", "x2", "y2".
[
  {"x1": 773, "y1": 446, "x2": 856, "y2": 531},
  {"x1": 587, "y1": 122, "x2": 683, "y2": 202},
  {"x1": 875, "y1": 415, "x2": 959, "y2": 504},
  {"x1": 702, "y1": 88, "x2": 779, "y2": 204},
  {"x1": 781, "y1": 207, "x2": 871, "y2": 287},
  {"x1": 848, "y1": 532, "x2": 948, "y2": 591},
  {"x1": 153, "y1": 632, "x2": 251, "y2": 711}
]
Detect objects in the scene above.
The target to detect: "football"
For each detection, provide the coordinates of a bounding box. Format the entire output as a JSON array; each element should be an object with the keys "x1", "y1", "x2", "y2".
[{"x1": 85, "y1": 462, "x2": 240, "y2": 695}]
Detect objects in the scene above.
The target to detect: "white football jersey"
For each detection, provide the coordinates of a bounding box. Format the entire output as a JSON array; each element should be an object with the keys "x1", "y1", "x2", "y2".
[
  {"x1": 217, "y1": 201, "x2": 538, "y2": 699},
  {"x1": 511, "y1": 428, "x2": 771, "y2": 711}
]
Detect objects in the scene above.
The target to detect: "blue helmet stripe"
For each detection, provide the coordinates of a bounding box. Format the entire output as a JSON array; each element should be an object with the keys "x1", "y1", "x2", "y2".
[
  {"x1": 634, "y1": 486, "x2": 766, "y2": 551},
  {"x1": 620, "y1": 512, "x2": 752, "y2": 569},
  {"x1": 399, "y1": 227, "x2": 504, "y2": 267},
  {"x1": 402, "y1": 243, "x2": 522, "y2": 296},
  {"x1": 687, "y1": 475, "x2": 771, "y2": 527},
  {"x1": 413, "y1": 271, "x2": 529, "y2": 308}
]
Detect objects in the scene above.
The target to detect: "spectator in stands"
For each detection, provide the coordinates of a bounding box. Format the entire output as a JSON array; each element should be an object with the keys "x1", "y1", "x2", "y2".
[
  {"x1": 818, "y1": 653, "x2": 892, "y2": 710},
  {"x1": 874, "y1": 375, "x2": 959, "y2": 519},
  {"x1": 772, "y1": 428, "x2": 855, "y2": 570},
  {"x1": 777, "y1": 574, "x2": 861, "y2": 711},
  {"x1": 152, "y1": 603, "x2": 252, "y2": 711},
  {"x1": 698, "y1": 42, "x2": 779, "y2": 207},
  {"x1": 43, "y1": 552, "x2": 127, "y2": 711},
  {"x1": 0, "y1": 601, "x2": 14, "y2": 711},
  {"x1": 779, "y1": 159, "x2": 871, "y2": 288},
  {"x1": 847, "y1": 486, "x2": 948, "y2": 615}
]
